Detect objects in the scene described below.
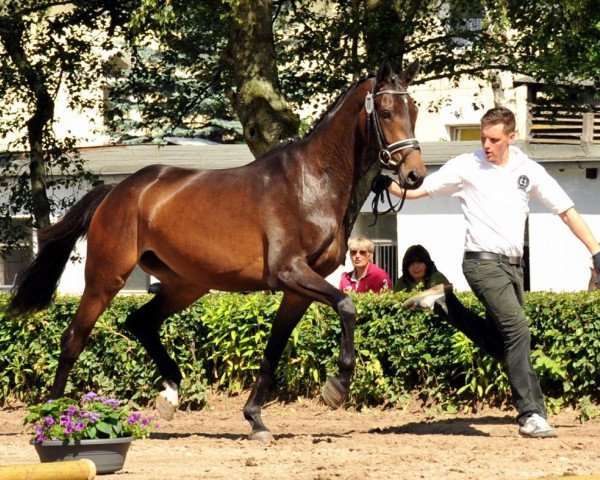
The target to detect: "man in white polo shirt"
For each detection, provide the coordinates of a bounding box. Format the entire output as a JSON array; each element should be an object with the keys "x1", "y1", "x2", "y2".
[{"x1": 375, "y1": 107, "x2": 600, "y2": 438}]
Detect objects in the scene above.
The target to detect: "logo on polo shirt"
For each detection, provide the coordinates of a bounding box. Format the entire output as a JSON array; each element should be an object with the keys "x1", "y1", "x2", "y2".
[{"x1": 517, "y1": 175, "x2": 530, "y2": 191}]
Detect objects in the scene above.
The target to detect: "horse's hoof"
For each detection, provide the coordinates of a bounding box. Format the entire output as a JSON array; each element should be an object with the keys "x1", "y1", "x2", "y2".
[
  {"x1": 249, "y1": 430, "x2": 275, "y2": 444},
  {"x1": 322, "y1": 377, "x2": 346, "y2": 409},
  {"x1": 155, "y1": 394, "x2": 177, "y2": 421}
]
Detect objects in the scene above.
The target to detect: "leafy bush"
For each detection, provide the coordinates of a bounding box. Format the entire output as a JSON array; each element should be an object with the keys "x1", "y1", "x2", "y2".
[{"x1": 1, "y1": 290, "x2": 598, "y2": 412}]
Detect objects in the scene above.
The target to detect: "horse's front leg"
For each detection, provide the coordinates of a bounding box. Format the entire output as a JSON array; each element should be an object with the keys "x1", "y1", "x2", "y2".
[
  {"x1": 243, "y1": 292, "x2": 311, "y2": 443},
  {"x1": 274, "y1": 264, "x2": 357, "y2": 410}
]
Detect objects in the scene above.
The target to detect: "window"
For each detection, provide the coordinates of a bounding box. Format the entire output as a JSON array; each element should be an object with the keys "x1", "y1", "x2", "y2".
[
  {"x1": 373, "y1": 241, "x2": 398, "y2": 285},
  {"x1": 448, "y1": 125, "x2": 480, "y2": 141},
  {"x1": 0, "y1": 218, "x2": 33, "y2": 289},
  {"x1": 448, "y1": 3, "x2": 483, "y2": 48}
]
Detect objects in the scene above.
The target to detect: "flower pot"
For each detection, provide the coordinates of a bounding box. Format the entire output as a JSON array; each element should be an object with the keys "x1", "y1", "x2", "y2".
[{"x1": 33, "y1": 437, "x2": 133, "y2": 474}]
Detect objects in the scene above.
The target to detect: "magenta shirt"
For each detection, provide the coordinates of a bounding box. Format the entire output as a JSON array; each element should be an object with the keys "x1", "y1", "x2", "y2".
[{"x1": 339, "y1": 262, "x2": 392, "y2": 293}]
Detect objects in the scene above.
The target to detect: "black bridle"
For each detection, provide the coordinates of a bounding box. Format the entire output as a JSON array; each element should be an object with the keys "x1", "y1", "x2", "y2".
[
  {"x1": 365, "y1": 78, "x2": 420, "y2": 174},
  {"x1": 366, "y1": 78, "x2": 420, "y2": 221}
]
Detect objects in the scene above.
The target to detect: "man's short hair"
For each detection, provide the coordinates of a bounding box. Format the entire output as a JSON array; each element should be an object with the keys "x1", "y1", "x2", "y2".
[{"x1": 481, "y1": 107, "x2": 516, "y2": 134}]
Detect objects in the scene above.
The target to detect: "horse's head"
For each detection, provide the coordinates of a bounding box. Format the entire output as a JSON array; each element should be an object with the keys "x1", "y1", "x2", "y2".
[{"x1": 367, "y1": 61, "x2": 426, "y2": 189}]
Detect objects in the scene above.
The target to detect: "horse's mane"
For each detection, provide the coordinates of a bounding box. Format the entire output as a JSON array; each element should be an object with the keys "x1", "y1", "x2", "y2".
[
  {"x1": 266, "y1": 73, "x2": 375, "y2": 155},
  {"x1": 305, "y1": 73, "x2": 374, "y2": 136}
]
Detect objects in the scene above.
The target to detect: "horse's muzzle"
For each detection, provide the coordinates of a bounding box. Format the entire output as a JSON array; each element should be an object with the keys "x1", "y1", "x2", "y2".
[
  {"x1": 397, "y1": 149, "x2": 426, "y2": 189},
  {"x1": 403, "y1": 169, "x2": 424, "y2": 188}
]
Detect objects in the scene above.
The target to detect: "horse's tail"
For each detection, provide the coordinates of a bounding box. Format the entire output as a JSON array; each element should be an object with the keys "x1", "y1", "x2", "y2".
[{"x1": 7, "y1": 184, "x2": 114, "y2": 316}]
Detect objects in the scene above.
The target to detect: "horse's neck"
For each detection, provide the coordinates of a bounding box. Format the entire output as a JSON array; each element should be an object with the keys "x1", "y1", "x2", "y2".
[
  {"x1": 292, "y1": 81, "x2": 382, "y2": 240},
  {"x1": 308, "y1": 86, "x2": 381, "y2": 237},
  {"x1": 342, "y1": 150, "x2": 381, "y2": 239},
  {"x1": 304, "y1": 84, "x2": 373, "y2": 188}
]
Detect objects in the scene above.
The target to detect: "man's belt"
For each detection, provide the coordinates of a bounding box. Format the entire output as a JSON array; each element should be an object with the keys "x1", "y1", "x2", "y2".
[{"x1": 464, "y1": 251, "x2": 522, "y2": 266}]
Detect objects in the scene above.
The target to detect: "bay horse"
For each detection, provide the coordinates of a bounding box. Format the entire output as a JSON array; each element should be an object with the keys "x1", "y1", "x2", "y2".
[{"x1": 8, "y1": 61, "x2": 426, "y2": 442}]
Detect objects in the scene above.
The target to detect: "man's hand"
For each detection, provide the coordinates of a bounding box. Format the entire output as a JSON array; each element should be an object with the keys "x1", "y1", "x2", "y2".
[
  {"x1": 593, "y1": 251, "x2": 600, "y2": 286},
  {"x1": 371, "y1": 174, "x2": 393, "y2": 195}
]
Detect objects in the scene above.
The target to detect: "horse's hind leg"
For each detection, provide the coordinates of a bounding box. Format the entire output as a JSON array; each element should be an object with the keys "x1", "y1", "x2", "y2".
[
  {"x1": 50, "y1": 286, "x2": 121, "y2": 399},
  {"x1": 243, "y1": 291, "x2": 311, "y2": 443},
  {"x1": 122, "y1": 285, "x2": 204, "y2": 420}
]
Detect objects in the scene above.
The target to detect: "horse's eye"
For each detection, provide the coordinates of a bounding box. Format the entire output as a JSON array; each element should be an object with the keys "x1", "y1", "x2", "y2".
[{"x1": 380, "y1": 110, "x2": 392, "y2": 120}]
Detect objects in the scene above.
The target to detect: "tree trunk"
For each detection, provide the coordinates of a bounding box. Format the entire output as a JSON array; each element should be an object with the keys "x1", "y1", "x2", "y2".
[
  {"x1": 223, "y1": 0, "x2": 299, "y2": 158},
  {"x1": 27, "y1": 104, "x2": 53, "y2": 230},
  {"x1": 363, "y1": 0, "x2": 419, "y2": 71},
  {"x1": 483, "y1": 1, "x2": 514, "y2": 110},
  {"x1": 0, "y1": 18, "x2": 53, "y2": 230}
]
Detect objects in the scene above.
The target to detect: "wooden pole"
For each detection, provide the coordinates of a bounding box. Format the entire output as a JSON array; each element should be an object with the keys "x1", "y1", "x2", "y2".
[
  {"x1": 0, "y1": 459, "x2": 96, "y2": 480},
  {"x1": 582, "y1": 112, "x2": 594, "y2": 144}
]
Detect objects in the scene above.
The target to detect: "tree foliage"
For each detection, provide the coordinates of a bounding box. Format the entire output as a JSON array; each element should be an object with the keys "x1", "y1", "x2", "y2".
[
  {"x1": 507, "y1": 0, "x2": 600, "y2": 85},
  {"x1": 1, "y1": 0, "x2": 598, "y2": 255},
  {"x1": 0, "y1": 1, "x2": 134, "y2": 256},
  {"x1": 108, "y1": 0, "x2": 600, "y2": 146}
]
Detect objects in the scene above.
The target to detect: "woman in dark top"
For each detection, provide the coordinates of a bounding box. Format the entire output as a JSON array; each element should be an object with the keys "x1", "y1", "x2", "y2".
[{"x1": 394, "y1": 244, "x2": 449, "y2": 292}]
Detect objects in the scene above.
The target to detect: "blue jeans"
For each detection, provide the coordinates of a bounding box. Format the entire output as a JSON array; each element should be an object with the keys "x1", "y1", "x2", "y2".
[{"x1": 434, "y1": 258, "x2": 546, "y2": 423}]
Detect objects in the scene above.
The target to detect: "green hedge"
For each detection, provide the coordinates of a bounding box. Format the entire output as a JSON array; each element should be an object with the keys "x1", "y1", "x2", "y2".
[{"x1": 1, "y1": 291, "x2": 598, "y2": 413}]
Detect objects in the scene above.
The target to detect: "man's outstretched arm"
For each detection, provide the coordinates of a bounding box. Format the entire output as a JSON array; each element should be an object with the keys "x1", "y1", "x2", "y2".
[
  {"x1": 559, "y1": 207, "x2": 600, "y2": 255},
  {"x1": 388, "y1": 180, "x2": 429, "y2": 200},
  {"x1": 559, "y1": 207, "x2": 600, "y2": 285}
]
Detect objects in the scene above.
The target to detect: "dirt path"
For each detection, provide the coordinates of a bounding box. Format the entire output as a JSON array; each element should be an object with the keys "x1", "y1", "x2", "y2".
[{"x1": 2, "y1": 394, "x2": 600, "y2": 480}]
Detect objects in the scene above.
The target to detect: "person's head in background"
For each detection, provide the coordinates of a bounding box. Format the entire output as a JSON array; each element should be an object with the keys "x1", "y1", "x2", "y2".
[
  {"x1": 401, "y1": 244, "x2": 438, "y2": 284},
  {"x1": 348, "y1": 236, "x2": 375, "y2": 273}
]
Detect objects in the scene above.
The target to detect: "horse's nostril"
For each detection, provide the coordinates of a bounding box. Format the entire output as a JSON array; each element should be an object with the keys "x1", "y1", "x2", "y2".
[{"x1": 407, "y1": 171, "x2": 420, "y2": 184}]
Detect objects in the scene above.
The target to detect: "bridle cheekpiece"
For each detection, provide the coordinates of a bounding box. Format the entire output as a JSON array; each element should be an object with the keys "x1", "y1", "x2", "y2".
[{"x1": 365, "y1": 78, "x2": 420, "y2": 172}]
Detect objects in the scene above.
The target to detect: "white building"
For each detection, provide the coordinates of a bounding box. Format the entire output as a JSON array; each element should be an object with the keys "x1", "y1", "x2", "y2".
[
  {"x1": 14, "y1": 138, "x2": 595, "y2": 295},
  {"x1": 1, "y1": 73, "x2": 598, "y2": 293},
  {"x1": 386, "y1": 142, "x2": 600, "y2": 292}
]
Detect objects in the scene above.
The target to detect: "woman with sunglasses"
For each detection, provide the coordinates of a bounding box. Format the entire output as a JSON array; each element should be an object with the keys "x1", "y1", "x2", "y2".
[{"x1": 339, "y1": 236, "x2": 392, "y2": 293}]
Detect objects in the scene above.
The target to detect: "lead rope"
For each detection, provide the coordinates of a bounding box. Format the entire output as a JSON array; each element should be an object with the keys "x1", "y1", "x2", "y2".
[{"x1": 370, "y1": 178, "x2": 407, "y2": 225}]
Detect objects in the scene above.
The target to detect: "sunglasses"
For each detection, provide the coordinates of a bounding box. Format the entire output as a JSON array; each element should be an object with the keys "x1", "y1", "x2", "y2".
[{"x1": 350, "y1": 249, "x2": 371, "y2": 256}]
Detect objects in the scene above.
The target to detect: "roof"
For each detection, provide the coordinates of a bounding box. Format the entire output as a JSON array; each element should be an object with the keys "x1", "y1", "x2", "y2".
[
  {"x1": 78, "y1": 143, "x2": 254, "y2": 174},
  {"x1": 513, "y1": 75, "x2": 596, "y2": 88},
  {"x1": 4, "y1": 140, "x2": 599, "y2": 177},
  {"x1": 422, "y1": 141, "x2": 600, "y2": 167}
]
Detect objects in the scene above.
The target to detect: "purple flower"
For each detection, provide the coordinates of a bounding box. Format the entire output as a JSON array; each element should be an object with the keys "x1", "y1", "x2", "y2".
[
  {"x1": 82, "y1": 411, "x2": 101, "y2": 422},
  {"x1": 74, "y1": 421, "x2": 86, "y2": 432},
  {"x1": 27, "y1": 391, "x2": 156, "y2": 443},
  {"x1": 81, "y1": 392, "x2": 99, "y2": 402},
  {"x1": 127, "y1": 412, "x2": 141, "y2": 424},
  {"x1": 102, "y1": 398, "x2": 121, "y2": 409}
]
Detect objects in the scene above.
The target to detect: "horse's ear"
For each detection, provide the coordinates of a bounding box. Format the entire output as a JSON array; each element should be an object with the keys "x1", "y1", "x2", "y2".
[
  {"x1": 400, "y1": 59, "x2": 420, "y2": 87},
  {"x1": 376, "y1": 61, "x2": 393, "y2": 84}
]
